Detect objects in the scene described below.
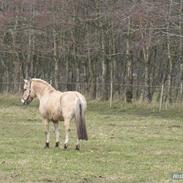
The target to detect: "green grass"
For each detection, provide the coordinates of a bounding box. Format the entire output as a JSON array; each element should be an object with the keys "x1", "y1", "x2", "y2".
[{"x1": 0, "y1": 95, "x2": 183, "y2": 183}]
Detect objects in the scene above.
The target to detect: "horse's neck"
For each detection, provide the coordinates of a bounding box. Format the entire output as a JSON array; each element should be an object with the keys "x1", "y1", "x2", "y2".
[{"x1": 33, "y1": 82, "x2": 53, "y2": 100}]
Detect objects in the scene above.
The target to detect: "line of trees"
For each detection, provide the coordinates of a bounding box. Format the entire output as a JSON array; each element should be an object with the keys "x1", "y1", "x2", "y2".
[{"x1": 0, "y1": 0, "x2": 182, "y2": 102}]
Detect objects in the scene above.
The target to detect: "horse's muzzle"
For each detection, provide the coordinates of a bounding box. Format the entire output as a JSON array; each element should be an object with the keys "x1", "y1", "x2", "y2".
[
  {"x1": 21, "y1": 98, "x2": 32, "y2": 105},
  {"x1": 21, "y1": 98, "x2": 26, "y2": 105}
]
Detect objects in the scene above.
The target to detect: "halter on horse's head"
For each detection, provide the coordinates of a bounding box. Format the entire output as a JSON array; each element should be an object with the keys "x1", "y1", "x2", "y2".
[{"x1": 21, "y1": 79, "x2": 34, "y2": 105}]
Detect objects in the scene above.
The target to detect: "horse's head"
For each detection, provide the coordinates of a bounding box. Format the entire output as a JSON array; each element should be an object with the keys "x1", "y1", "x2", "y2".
[{"x1": 21, "y1": 79, "x2": 35, "y2": 105}]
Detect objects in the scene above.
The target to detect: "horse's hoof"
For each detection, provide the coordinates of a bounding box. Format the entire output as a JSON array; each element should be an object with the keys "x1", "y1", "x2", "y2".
[
  {"x1": 44, "y1": 142, "x2": 49, "y2": 149},
  {"x1": 64, "y1": 144, "x2": 68, "y2": 149},
  {"x1": 75, "y1": 145, "x2": 80, "y2": 151},
  {"x1": 55, "y1": 142, "x2": 59, "y2": 148}
]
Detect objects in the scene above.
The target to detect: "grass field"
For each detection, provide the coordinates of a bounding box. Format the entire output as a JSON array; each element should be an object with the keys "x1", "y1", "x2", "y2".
[{"x1": 0, "y1": 95, "x2": 183, "y2": 183}]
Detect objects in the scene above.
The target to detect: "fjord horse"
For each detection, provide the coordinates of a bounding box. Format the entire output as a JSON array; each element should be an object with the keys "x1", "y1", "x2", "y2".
[{"x1": 21, "y1": 78, "x2": 88, "y2": 150}]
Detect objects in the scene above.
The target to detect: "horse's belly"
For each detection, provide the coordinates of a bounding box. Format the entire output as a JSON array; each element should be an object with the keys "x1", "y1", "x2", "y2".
[
  {"x1": 40, "y1": 110, "x2": 64, "y2": 121},
  {"x1": 51, "y1": 111, "x2": 64, "y2": 121},
  {"x1": 39, "y1": 101, "x2": 63, "y2": 121}
]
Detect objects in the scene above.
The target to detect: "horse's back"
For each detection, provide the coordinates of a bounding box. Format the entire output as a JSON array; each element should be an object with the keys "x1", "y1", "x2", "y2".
[{"x1": 39, "y1": 89, "x2": 86, "y2": 121}]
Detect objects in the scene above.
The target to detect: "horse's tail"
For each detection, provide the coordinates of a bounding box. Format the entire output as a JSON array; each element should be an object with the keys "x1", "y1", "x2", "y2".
[{"x1": 75, "y1": 98, "x2": 88, "y2": 140}]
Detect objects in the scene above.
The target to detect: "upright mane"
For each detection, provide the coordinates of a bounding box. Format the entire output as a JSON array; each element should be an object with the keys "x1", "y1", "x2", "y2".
[{"x1": 32, "y1": 78, "x2": 55, "y2": 91}]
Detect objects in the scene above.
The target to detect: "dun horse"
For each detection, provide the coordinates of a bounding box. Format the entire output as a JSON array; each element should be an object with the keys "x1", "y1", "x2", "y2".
[{"x1": 21, "y1": 78, "x2": 88, "y2": 150}]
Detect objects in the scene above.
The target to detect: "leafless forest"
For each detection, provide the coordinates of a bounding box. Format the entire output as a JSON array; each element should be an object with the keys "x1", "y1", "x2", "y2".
[{"x1": 0, "y1": 0, "x2": 182, "y2": 102}]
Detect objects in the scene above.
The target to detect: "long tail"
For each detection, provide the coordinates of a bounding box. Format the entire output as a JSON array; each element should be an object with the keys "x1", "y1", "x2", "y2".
[{"x1": 75, "y1": 98, "x2": 88, "y2": 140}]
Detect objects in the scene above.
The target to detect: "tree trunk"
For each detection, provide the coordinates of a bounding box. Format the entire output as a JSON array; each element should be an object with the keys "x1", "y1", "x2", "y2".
[
  {"x1": 53, "y1": 29, "x2": 59, "y2": 89},
  {"x1": 126, "y1": 17, "x2": 133, "y2": 102},
  {"x1": 166, "y1": 0, "x2": 173, "y2": 104},
  {"x1": 179, "y1": 0, "x2": 183, "y2": 97},
  {"x1": 100, "y1": 21, "x2": 108, "y2": 99},
  {"x1": 88, "y1": 36, "x2": 96, "y2": 99},
  {"x1": 11, "y1": 24, "x2": 21, "y2": 93}
]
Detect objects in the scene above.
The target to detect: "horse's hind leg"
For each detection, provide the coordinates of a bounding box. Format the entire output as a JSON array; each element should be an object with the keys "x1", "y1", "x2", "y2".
[
  {"x1": 43, "y1": 119, "x2": 50, "y2": 148},
  {"x1": 64, "y1": 119, "x2": 70, "y2": 149},
  {"x1": 53, "y1": 122, "x2": 60, "y2": 147}
]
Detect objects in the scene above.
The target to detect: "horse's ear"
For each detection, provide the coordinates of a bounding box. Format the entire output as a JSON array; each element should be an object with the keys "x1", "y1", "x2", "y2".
[{"x1": 24, "y1": 79, "x2": 28, "y2": 83}]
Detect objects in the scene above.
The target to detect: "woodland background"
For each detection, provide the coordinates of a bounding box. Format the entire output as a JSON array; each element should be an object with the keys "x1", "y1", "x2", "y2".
[{"x1": 0, "y1": 0, "x2": 182, "y2": 103}]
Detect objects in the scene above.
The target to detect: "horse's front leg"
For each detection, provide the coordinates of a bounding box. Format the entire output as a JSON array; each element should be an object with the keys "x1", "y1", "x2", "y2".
[
  {"x1": 53, "y1": 122, "x2": 60, "y2": 147},
  {"x1": 43, "y1": 119, "x2": 50, "y2": 148}
]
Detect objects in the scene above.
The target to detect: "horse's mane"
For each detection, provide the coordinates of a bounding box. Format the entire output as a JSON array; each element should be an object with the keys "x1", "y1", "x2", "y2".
[{"x1": 32, "y1": 78, "x2": 55, "y2": 90}]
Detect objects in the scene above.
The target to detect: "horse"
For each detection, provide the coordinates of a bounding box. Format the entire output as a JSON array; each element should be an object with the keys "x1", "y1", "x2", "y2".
[{"x1": 21, "y1": 78, "x2": 88, "y2": 150}]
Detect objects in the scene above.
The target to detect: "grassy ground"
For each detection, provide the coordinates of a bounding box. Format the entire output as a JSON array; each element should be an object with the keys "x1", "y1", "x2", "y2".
[{"x1": 0, "y1": 95, "x2": 183, "y2": 183}]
